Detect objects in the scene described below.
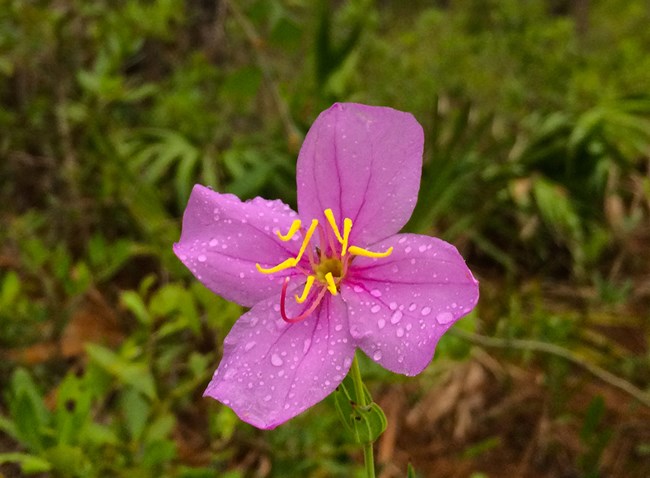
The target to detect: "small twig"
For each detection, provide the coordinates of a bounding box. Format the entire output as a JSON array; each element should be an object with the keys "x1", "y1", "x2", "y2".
[
  {"x1": 224, "y1": 0, "x2": 301, "y2": 151},
  {"x1": 451, "y1": 329, "x2": 650, "y2": 409}
]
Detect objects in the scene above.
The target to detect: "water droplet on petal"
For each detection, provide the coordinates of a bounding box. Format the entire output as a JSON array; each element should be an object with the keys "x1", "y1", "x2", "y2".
[
  {"x1": 390, "y1": 310, "x2": 403, "y2": 324},
  {"x1": 396, "y1": 327, "x2": 404, "y2": 337},
  {"x1": 244, "y1": 341, "x2": 256, "y2": 351},
  {"x1": 418, "y1": 244, "x2": 427, "y2": 252},
  {"x1": 271, "y1": 354, "x2": 284, "y2": 366},
  {"x1": 373, "y1": 350, "x2": 383, "y2": 361},
  {"x1": 378, "y1": 318, "x2": 386, "y2": 329},
  {"x1": 198, "y1": 255, "x2": 207, "y2": 262},
  {"x1": 335, "y1": 324, "x2": 343, "y2": 331},
  {"x1": 389, "y1": 302, "x2": 398, "y2": 310},
  {"x1": 436, "y1": 311, "x2": 454, "y2": 324},
  {"x1": 209, "y1": 239, "x2": 218, "y2": 247},
  {"x1": 370, "y1": 304, "x2": 381, "y2": 313},
  {"x1": 370, "y1": 289, "x2": 382, "y2": 297},
  {"x1": 303, "y1": 338, "x2": 311, "y2": 354},
  {"x1": 408, "y1": 303, "x2": 417, "y2": 312},
  {"x1": 421, "y1": 306, "x2": 432, "y2": 316},
  {"x1": 263, "y1": 394, "x2": 272, "y2": 401}
]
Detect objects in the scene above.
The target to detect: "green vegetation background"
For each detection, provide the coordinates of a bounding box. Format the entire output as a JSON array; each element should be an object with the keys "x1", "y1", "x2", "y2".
[{"x1": 1, "y1": 0, "x2": 649, "y2": 477}]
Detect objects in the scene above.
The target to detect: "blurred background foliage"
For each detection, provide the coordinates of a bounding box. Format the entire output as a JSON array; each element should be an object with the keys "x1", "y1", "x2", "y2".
[{"x1": 1, "y1": 0, "x2": 649, "y2": 476}]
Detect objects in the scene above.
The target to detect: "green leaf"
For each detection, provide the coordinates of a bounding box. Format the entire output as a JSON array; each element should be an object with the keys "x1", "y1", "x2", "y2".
[
  {"x1": 333, "y1": 375, "x2": 386, "y2": 445},
  {"x1": 407, "y1": 463, "x2": 417, "y2": 478},
  {"x1": 121, "y1": 290, "x2": 152, "y2": 325},
  {"x1": 0, "y1": 453, "x2": 52, "y2": 474},
  {"x1": 85, "y1": 344, "x2": 157, "y2": 400},
  {"x1": 120, "y1": 387, "x2": 150, "y2": 441},
  {"x1": 8, "y1": 368, "x2": 50, "y2": 451},
  {"x1": 54, "y1": 372, "x2": 92, "y2": 446}
]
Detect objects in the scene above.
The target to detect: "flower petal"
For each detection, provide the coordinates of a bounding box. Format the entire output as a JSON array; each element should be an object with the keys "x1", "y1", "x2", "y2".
[
  {"x1": 204, "y1": 293, "x2": 355, "y2": 429},
  {"x1": 342, "y1": 234, "x2": 479, "y2": 376},
  {"x1": 296, "y1": 103, "x2": 424, "y2": 245},
  {"x1": 174, "y1": 184, "x2": 303, "y2": 307}
]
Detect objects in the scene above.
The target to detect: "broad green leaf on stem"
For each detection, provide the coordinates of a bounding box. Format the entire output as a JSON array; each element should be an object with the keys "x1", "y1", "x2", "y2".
[{"x1": 333, "y1": 375, "x2": 387, "y2": 445}]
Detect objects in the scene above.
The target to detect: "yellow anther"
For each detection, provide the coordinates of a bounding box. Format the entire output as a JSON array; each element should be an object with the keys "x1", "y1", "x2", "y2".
[
  {"x1": 341, "y1": 218, "x2": 352, "y2": 256},
  {"x1": 277, "y1": 219, "x2": 302, "y2": 241},
  {"x1": 256, "y1": 220, "x2": 317, "y2": 276},
  {"x1": 295, "y1": 219, "x2": 318, "y2": 263},
  {"x1": 348, "y1": 245, "x2": 394, "y2": 259},
  {"x1": 256, "y1": 257, "x2": 296, "y2": 274},
  {"x1": 324, "y1": 272, "x2": 338, "y2": 295},
  {"x1": 295, "y1": 275, "x2": 315, "y2": 303},
  {"x1": 324, "y1": 209, "x2": 344, "y2": 244}
]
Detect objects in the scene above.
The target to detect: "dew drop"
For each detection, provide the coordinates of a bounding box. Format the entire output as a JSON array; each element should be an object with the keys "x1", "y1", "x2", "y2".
[
  {"x1": 303, "y1": 338, "x2": 312, "y2": 354},
  {"x1": 198, "y1": 254, "x2": 207, "y2": 262},
  {"x1": 408, "y1": 303, "x2": 417, "y2": 312},
  {"x1": 353, "y1": 285, "x2": 364, "y2": 293},
  {"x1": 239, "y1": 272, "x2": 245, "y2": 279},
  {"x1": 405, "y1": 246, "x2": 412, "y2": 253},
  {"x1": 373, "y1": 350, "x2": 383, "y2": 361},
  {"x1": 421, "y1": 306, "x2": 432, "y2": 316},
  {"x1": 390, "y1": 310, "x2": 403, "y2": 324},
  {"x1": 389, "y1": 302, "x2": 398, "y2": 310},
  {"x1": 271, "y1": 354, "x2": 284, "y2": 366},
  {"x1": 370, "y1": 289, "x2": 382, "y2": 297},
  {"x1": 244, "y1": 341, "x2": 256, "y2": 351},
  {"x1": 436, "y1": 311, "x2": 454, "y2": 324},
  {"x1": 370, "y1": 304, "x2": 381, "y2": 313},
  {"x1": 335, "y1": 324, "x2": 343, "y2": 331},
  {"x1": 396, "y1": 327, "x2": 404, "y2": 337},
  {"x1": 209, "y1": 238, "x2": 218, "y2": 247},
  {"x1": 263, "y1": 394, "x2": 272, "y2": 402},
  {"x1": 418, "y1": 244, "x2": 427, "y2": 252},
  {"x1": 378, "y1": 318, "x2": 386, "y2": 329}
]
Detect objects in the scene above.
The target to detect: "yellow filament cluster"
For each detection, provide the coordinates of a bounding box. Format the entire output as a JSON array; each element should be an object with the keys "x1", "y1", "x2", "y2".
[{"x1": 255, "y1": 209, "x2": 393, "y2": 302}]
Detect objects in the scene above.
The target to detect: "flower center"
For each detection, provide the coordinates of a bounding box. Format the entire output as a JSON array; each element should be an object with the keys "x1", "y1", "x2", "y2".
[
  {"x1": 255, "y1": 208, "x2": 392, "y2": 323},
  {"x1": 315, "y1": 257, "x2": 343, "y2": 283}
]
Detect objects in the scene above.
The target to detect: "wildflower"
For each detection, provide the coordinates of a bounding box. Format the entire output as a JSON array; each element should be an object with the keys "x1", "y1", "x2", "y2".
[{"x1": 174, "y1": 103, "x2": 479, "y2": 429}]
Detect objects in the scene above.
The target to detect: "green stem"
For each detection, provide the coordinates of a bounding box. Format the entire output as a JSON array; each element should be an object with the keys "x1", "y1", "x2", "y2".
[{"x1": 350, "y1": 353, "x2": 375, "y2": 478}]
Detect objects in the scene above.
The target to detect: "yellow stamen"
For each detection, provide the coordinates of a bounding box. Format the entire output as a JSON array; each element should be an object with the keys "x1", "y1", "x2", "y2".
[
  {"x1": 277, "y1": 219, "x2": 301, "y2": 241},
  {"x1": 256, "y1": 257, "x2": 296, "y2": 274},
  {"x1": 295, "y1": 219, "x2": 318, "y2": 263},
  {"x1": 295, "y1": 275, "x2": 315, "y2": 303},
  {"x1": 348, "y1": 245, "x2": 394, "y2": 259},
  {"x1": 324, "y1": 208, "x2": 344, "y2": 244},
  {"x1": 341, "y1": 218, "x2": 352, "y2": 256},
  {"x1": 325, "y1": 272, "x2": 338, "y2": 295}
]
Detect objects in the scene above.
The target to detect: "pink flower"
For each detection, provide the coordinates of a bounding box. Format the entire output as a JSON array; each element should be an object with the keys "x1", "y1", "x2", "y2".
[{"x1": 174, "y1": 103, "x2": 479, "y2": 429}]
